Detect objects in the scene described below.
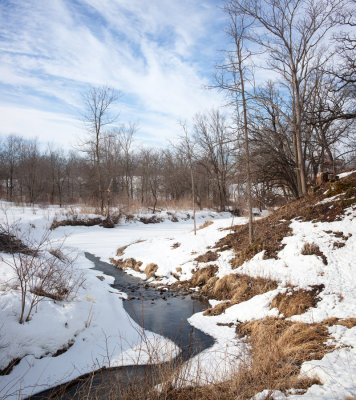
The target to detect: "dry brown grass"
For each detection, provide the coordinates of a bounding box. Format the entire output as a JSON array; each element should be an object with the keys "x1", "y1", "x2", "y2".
[
  {"x1": 301, "y1": 243, "x2": 328, "y2": 265},
  {"x1": 195, "y1": 250, "x2": 219, "y2": 263},
  {"x1": 198, "y1": 220, "x2": 213, "y2": 230},
  {"x1": 230, "y1": 316, "x2": 332, "y2": 399},
  {"x1": 0, "y1": 231, "x2": 34, "y2": 255},
  {"x1": 204, "y1": 301, "x2": 231, "y2": 316},
  {"x1": 271, "y1": 285, "x2": 324, "y2": 317},
  {"x1": 116, "y1": 244, "x2": 129, "y2": 257},
  {"x1": 217, "y1": 218, "x2": 292, "y2": 269},
  {"x1": 50, "y1": 213, "x2": 121, "y2": 230},
  {"x1": 216, "y1": 172, "x2": 356, "y2": 269},
  {"x1": 323, "y1": 317, "x2": 356, "y2": 329},
  {"x1": 111, "y1": 256, "x2": 158, "y2": 279},
  {"x1": 144, "y1": 263, "x2": 158, "y2": 279},
  {"x1": 139, "y1": 216, "x2": 164, "y2": 224},
  {"x1": 202, "y1": 274, "x2": 278, "y2": 316},
  {"x1": 190, "y1": 265, "x2": 219, "y2": 287},
  {"x1": 212, "y1": 274, "x2": 277, "y2": 301},
  {"x1": 111, "y1": 257, "x2": 142, "y2": 272}
]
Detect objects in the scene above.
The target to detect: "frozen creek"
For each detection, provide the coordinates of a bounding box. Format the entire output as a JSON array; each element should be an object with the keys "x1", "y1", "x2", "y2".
[{"x1": 28, "y1": 252, "x2": 214, "y2": 399}]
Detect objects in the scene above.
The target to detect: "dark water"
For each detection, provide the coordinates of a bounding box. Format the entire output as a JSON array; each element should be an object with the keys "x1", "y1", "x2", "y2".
[{"x1": 28, "y1": 253, "x2": 214, "y2": 399}]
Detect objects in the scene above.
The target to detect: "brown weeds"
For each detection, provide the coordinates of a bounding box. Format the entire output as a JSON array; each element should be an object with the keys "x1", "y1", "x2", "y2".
[
  {"x1": 111, "y1": 257, "x2": 142, "y2": 272},
  {"x1": 0, "y1": 231, "x2": 34, "y2": 255},
  {"x1": 202, "y1": 274, "x2": 278, "y2": 315},
  {"x1": 323, "y1": 317, "x2": 356, "y2": 329},
  {"x1": 231, "y1": 316, "x2": 331, "y2": 399},
  {"x1": 217, "y1": 219, "x2": 292, "y2": 269},
  {"x1": 270, "y1": 285, "x2": 324, "y2": 317},
  {"x1": 198, "y1": 220, "x2": 213, "y2": 230},
  {"x1": 301, "y1": 243, "x2": 327, "y2": 265},
  {"x1": 195, "y1": 251, "x2": 219, "y2": 263},
  {"x1": 215, "y1": 172, "x2": 356, "y2": 269},
  {"x1": 144, "y1": 263, "x2": 158, "y2": 279}
]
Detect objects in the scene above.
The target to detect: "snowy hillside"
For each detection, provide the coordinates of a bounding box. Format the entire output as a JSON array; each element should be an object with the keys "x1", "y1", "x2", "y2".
[
  {"x1": 0, "y1": 171, "x2": 355, "y2": 399},
  {"x1": 111, "y1": 171, "x2": 356, "y2": 399}
]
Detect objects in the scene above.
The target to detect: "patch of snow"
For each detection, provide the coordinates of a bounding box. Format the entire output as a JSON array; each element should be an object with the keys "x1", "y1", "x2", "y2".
[{"x1": 337, "y1": 170, "x2": 356, "y2": 179}]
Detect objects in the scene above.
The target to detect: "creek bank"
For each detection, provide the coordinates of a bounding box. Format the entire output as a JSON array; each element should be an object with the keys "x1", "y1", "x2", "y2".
[{"x1": 27, "y1": 253, "x2": 214, "y2": 399}]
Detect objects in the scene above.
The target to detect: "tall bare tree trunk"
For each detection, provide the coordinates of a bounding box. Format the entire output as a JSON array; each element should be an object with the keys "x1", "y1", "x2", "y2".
[{"x1": 237, "y1": 48, "x2": 254, "y2": 245}]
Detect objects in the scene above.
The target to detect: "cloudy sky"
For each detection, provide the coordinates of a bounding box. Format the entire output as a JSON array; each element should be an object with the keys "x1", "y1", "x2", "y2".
[{"x1": 0, "y1": 0, "x2": 229, "y2": 148}]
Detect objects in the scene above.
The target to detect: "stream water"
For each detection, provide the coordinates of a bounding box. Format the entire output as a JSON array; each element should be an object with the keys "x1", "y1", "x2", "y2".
[{"x1": 28, "y1": 253, "x2": 214, "y2": 399}]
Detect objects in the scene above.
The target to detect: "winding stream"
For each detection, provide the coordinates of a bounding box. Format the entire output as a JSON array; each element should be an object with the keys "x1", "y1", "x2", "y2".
[{"x1": 28, "y1": 253, "x2": 214, "y2": 399}]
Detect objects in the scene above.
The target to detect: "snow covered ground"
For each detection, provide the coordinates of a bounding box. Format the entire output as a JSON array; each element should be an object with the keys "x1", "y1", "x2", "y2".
[
  {"x1": 0, "y1": 206, "x2": 232, "y2": 399},
  {"x1": 1, "y1": 184, "x2": 356, "y2": 399},
  {"x1": 105, "y1": 181, "x2": 356, "y2": 398}
]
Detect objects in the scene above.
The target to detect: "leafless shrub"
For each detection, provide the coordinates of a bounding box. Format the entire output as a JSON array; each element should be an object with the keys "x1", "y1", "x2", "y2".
[{"x1": 0, "y1": 212, "x2": 84, "y2": 324}]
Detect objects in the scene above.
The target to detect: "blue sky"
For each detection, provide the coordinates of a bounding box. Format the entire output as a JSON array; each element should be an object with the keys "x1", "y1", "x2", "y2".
[{"x1": 0, "y1": 0, "x2": 228, "y2": 148}]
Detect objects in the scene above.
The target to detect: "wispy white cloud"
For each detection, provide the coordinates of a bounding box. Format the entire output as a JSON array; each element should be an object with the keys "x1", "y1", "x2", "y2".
[
  {"x1": 0, "y1": 0, "x2": 227, "y2": 147},
  {"x1": 0, "y1": 105, "x2": 83, "y2": 147}
]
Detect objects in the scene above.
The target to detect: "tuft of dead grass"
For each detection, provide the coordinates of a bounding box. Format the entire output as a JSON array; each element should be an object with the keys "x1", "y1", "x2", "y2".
[
  {"x1": 0, "y1": 358, "x2": 21, "y2": 376},
  {"x1": 301, "y1": 243, "x2": 327, "y2": 265},
  {"x1": 202, "y1": 274, "x2": 278, "y2": 315},
  {"x1": 204, "y1": 301, "x2": 231, "y2": 316},
  {"x1": 190, "y1": 265, "x2": 219, "y2": 287},
  {"x1": 217, "y1": 219, "x2": 292, "y2": 269},
  {"x1": 195, "y1": 251, "x2": 219, "y2": 263},
  {"x1": 212, "y1": 274, "x2": 277, "y2": 301},
  {"x1": 144, "y1": 263, "x2": 158, "y2": 279},
  {"x1": 111, "y1": 257, "x2": 142, "y2": 272},
  {"x1": 139, "y1": 216, "x2": 163, "y2": 224},
  {"x1": 323, "y1": 317, "x2": 356, "y2": 329},
  {"x1": 230, "y1": 316, "x2": 332, "y2": 399},
  {"x1": 198, "y1": 220, "x2": 213, "y2": 230},
  {"x1": 270, "y1": 285, "x2": 324, "y2": 317}
]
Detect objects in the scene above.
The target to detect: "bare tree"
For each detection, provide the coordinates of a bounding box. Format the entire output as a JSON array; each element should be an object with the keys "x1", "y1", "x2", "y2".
[
  {"x1": 82, "y1": 86, "x2": 119, "y2": 213},
  {"x1": 193, "y1": 110, "x2": 233, "y2": 212},
  {"x1": 231, "y1": 0, "x2": 344, "y2": 195},
  {"x1": 217, "y1": 2, "x2": 255, "y2": 243},
  {"x1": 333, "y1": 0, "x2": 356, "y2": 93},
  {"x1": 118, "y1": 123, "x2": 137, "y2": 202},
  {"x1": 0, "y1": 135, "x2": 23, "y2": 202},
  {"x1": 179, "y1": 123, "x2": 197, "y2": 235}
]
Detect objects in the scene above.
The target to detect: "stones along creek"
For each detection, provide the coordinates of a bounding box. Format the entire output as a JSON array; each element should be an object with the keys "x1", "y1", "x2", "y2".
[{"x1": 28, "y1": 252, "x2": 214, "y2": 399}]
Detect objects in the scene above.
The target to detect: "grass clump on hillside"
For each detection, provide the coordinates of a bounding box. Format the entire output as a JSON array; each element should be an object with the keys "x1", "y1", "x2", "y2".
[
  {"x1": 301, "y1": 242, "x2": 328, "y2": 265},
  {"x1": 270, "y1": 285, "x2": 324, "y2": 317}
]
